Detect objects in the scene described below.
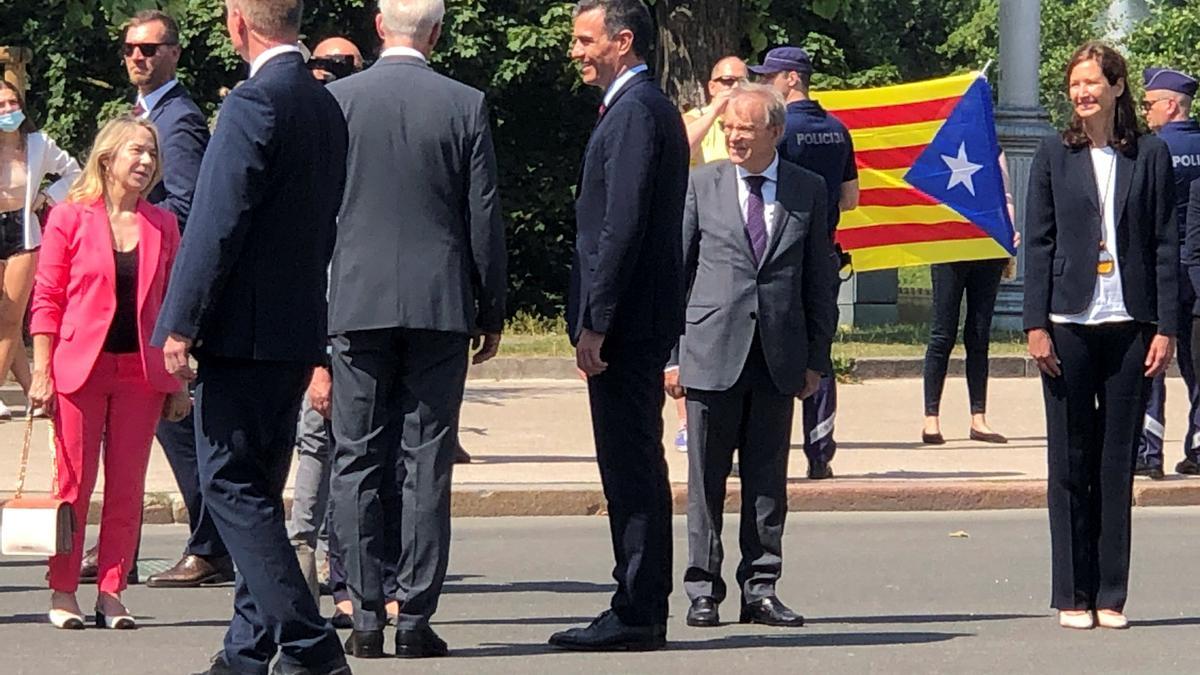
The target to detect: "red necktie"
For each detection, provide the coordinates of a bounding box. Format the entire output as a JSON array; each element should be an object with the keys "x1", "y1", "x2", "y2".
[
  {"x1": 598, "y1": 103, "x2": 607, "y2": 119},
  {"x1": 132, "y1": 101, "x2": 146, "y2": 116}
]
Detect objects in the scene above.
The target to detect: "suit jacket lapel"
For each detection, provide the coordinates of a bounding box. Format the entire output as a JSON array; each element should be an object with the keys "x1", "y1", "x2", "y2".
[
  {"x1": 1113, "y1": 148, "x2": 1134, "y2": 231},
  {"x1": 135, "y1": 201, "x2": 161, "y2": 313},
  {"x1": 1072, "y1": 147, "x2": 1101, "y2": 218},
  {"x1": 717, "y1": 163, "x2": 756, "y2": 266},
  {"x1": 759, "y1": 193, "x2": 790, "y2": 270},
  {"x1": 85, "y1": 200, "x2": 116, "y2": 293}
]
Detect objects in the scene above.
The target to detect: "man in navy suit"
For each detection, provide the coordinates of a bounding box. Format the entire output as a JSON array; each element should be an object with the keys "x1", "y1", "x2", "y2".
[
  {"x1": 548, "y1": 0, "x2": 688, "y2": 652},
  {"x1": 152, "y1": 1, "x2": 349, "y2": 673},
  {"x1": 115, "y1": 8, "x2": 235, "y2": 590}
]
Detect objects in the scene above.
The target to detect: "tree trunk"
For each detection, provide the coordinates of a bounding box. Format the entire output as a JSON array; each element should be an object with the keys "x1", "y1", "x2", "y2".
[{"x1": 654, "y1": 0, "x2": 742, "y2": 111}]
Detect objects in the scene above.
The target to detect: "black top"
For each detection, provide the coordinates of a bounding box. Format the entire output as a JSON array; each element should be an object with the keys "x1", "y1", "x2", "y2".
[
  {"x1": 1022, "y1": 134, "x2": 1178, "y2": 335},
  {"x1": 103, "y1": 246, "x2": 139, "y2": 354}
]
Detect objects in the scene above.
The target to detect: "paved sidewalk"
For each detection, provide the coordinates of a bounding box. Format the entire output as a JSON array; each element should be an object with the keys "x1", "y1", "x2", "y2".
[{"x1": 2, "y1": 376, "x2": 1199, "y2": 516}]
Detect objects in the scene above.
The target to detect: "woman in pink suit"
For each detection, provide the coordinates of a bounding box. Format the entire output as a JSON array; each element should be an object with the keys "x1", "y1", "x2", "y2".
[{"x1": 29, "y1": 115, "x2": 190, "y2": 630}]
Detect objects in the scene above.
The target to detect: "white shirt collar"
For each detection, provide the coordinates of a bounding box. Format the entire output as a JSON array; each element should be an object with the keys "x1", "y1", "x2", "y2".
[
  {"x1": 603, "y1": 63, "x2": 649, "y2": 107},
  {"x1": 735, "y1": 153, "x2": 780, "y2": 183},
  {"x1": 249, "y1": 44, "x2": 303, "y2": 78},
  {"x1": 380, "y1": 46, "x2": 428, "y2": 62},
  {"x1": 136, "y1": 78, "x2": 179, "y2": 117}
]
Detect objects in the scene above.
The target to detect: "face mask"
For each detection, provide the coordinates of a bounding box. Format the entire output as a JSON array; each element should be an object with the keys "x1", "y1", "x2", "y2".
[{"x1": 0, "y1": 110, "x2": 25, "y2": 133}]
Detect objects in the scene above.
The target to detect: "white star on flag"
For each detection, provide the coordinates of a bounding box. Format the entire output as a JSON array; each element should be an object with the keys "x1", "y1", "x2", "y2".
[{"x1": 941, "y1": 142, "x2": 983, "y2": 196}]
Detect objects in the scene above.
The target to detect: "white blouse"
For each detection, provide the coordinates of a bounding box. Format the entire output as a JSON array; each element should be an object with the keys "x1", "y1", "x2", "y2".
[
  {"x1": 1050, "y1": 146, "x2": 1134, "y2": 325},
  {"x1": 17, "y1": 132, "x2": 81, "y2": 250}
]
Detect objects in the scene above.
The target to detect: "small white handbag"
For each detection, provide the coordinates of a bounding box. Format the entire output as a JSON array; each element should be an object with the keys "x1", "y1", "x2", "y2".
[{"x1": 1, "y1": 415, "x2": 75, "y2": 556}]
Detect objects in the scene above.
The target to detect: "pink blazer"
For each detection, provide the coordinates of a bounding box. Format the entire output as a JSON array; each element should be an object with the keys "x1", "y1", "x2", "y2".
[{"x1": 30, "y1": 198, "x2": 182, "y2": 395}]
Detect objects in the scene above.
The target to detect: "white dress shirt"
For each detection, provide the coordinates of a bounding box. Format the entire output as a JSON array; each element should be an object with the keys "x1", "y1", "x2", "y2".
[
  {"x1": 1050, "y1": 146, "x2": 1133, "y2": 325},
  {"x1": 603, "y1": 63, "x2": 649, "y2": 108},
  {"x1": 135, "y1": 78, "x2": 179, "y2": 118},
  {"x1": 735, "y1": 154, "x2": 780, "y2": 238},
  {"x1": 380, "y1": 46, "x2": 427, "y2": 62},
  {"x1": 249, "y1": 44, "x2": 303, "y2": 78}
]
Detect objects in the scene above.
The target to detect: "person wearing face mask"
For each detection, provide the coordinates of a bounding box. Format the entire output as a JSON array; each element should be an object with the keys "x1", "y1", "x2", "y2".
[
  {"x1": 28, "y1": 115, "x2": 189, "y2": 630},
  {"x1": 1025, "y1": 41, "x2": 1177, "y2": 631},
  {"x1": 0, "y1": 81, "x2": 80, "y2": 420}
]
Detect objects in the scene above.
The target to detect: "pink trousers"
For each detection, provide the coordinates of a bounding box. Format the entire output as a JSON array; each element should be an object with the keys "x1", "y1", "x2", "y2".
[{"x1": 47, "y1": 352, "x2": 165, "y2": 594}]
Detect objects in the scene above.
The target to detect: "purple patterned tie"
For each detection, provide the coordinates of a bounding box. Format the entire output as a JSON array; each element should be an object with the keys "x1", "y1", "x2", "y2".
[{"x1": 744, "y1": 175, "x2": 768, "y2": 264}]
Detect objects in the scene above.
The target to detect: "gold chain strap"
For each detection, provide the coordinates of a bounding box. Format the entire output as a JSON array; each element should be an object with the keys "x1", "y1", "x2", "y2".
[{"x1": 11, "y1": 414, "x2": 56, "y2": 500}]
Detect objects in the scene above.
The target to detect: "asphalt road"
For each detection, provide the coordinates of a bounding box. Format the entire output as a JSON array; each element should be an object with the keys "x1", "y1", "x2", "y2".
[{"x1": 3, "y1": 510, "x2": 1200, "y2": 674}]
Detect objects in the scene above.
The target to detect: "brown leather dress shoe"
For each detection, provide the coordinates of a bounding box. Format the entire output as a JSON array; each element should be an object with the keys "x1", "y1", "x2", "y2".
[{"x1": 146, "y1": 554, "x2": 235, "y2": 588}]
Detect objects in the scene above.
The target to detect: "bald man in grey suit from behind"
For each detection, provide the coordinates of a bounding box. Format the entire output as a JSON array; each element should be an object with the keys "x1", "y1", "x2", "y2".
[{"x1": 326, "y1": 0, "x2": 506, "y2": 660}]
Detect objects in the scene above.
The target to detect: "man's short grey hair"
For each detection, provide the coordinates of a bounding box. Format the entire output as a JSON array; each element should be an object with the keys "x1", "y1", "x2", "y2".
[
  {"x1": 379, "y1": 0, "x2": 445, "y2": 40},
  {"x1": 729, "y1": 83, "x2": 786, "y2": 130},
  {"x1": 227, "y1": 0, "x2": 303, "y2": 39}
]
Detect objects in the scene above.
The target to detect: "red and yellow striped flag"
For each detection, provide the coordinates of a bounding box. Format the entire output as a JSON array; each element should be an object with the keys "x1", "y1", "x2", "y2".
[{"x1": 818, "y1": 72, "x2": 1015, "y2": 271}]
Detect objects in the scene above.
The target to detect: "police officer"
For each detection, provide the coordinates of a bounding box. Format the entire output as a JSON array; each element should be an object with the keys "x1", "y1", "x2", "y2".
[
  {"x1": 752, "y1": 46, "x2": 859, "y2": 479},
  {"x1": 1138, "y1": 67, "x2": 1200, "y2": 478}
]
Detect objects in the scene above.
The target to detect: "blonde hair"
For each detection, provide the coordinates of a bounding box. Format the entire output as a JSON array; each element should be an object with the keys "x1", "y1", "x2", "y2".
[{"x1": 67, "y1": 115, "x2": 163, "y2": 204}]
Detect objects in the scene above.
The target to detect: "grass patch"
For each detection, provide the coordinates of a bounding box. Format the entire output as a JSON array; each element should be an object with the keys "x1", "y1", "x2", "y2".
[{"x1": 897, "y1": 265, "x2": 931, "y2": 291}]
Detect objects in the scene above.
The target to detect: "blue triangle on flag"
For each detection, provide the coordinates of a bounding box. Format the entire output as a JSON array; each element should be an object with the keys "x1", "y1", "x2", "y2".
[{"x1": 904, "y1": 77, "x2": 1016, "y2": 255}]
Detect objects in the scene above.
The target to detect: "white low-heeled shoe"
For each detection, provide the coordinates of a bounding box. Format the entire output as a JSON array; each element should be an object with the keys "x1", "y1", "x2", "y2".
[
  {"x1": 95, "y1": 610, "x2": 136, "y2": 630},
  {"x1": 48, "y1": 609, "x2": 85, "y2": 630},
  {"x1": 1058, "y1": 610, "x2": 1094, "y2": 630},
  {"x1": 1096, "y1": 610, "x2": 1129, "y2": 630}
]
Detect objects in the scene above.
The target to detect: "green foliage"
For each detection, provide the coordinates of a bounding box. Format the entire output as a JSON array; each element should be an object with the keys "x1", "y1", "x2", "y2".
[{"x1": 1125, "y1": 0, "x2": 1200, "y2": 117}]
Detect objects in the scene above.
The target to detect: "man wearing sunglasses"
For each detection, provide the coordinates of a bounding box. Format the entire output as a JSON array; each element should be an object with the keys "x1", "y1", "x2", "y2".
[
  {"x1": 683, "y1": 56, "x2": 748, "y2": 167},
  {"x1": 1137, "y1": 67, "x2": 1200, "y2": 480},
  {"x1": 122, "y1": 10, "x2": 229, "y2": 592}
]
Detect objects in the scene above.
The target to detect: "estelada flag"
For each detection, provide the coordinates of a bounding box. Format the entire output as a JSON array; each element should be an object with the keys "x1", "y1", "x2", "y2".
[{"x1": 816, "y1": 72, "x2": 1016, "y2": 271}]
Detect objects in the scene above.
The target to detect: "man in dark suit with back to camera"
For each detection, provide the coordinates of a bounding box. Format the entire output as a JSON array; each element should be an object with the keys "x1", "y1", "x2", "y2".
[
  {"x1": 548, "y1": 0, "x2": 688, "y2": 652},
  {"x1": 326, "y1": 0, "x2": 506, "y2": 661},
  {"x1": 665, "y1": 84, "x2": 838, "y2": 630},
  {"x1": 152, "y1": 0, "x2": 350, "y2": 673}
]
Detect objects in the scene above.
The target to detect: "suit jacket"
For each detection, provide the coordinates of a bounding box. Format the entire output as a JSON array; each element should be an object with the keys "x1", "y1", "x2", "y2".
[
  {"x1": 326, "y1": 55, "x2": 506, "y2": 335},
  {"x1": 568, "y1": 71, "x2": 689, "y2": 344},
  {"x1": 1023, "y1": 134, "x2": 1178, "y2": 335},
  {"x1": 30, "y1": 198, "x2": 181, "y2": 394},
  {"x1": 1183, "y1": 177, "x2": 1200, "y2": 314},
  {"x1": 146, "y1": 82, "x2": 210, "y2": 231},
  {"x1": 153, "y1": 52, "x2": 349, "y2": 364},
  {"x1": 677, "y1": 159, "x2": 838, "y2": 393},
  {"x1": 18, "y1": 132, "x2": 81, "y2": 249}
]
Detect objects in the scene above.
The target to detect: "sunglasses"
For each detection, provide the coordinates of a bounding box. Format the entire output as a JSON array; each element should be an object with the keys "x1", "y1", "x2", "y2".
[
  {"x1": 1139, "y1": 97, "x2": 1171, "y2": 112},
  {"x1": 711, "y1": 76, "x2": 745, "y2": 87},
  {"x1": 122, "y1": 43, "x2": 176, "y2": 58}
]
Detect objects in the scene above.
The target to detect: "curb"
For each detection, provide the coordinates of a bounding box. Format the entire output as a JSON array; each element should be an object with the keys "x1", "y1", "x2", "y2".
[
  {"x1": 467, "y1": 356, "x2": 1185, "y2": 381},
  {"x1": 7, "y1": 480, "x2": 1200, "y2": 522}
]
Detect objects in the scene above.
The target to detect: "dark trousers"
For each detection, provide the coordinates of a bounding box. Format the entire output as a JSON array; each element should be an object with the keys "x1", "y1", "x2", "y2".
[
  {"x1": 329, "y1": 328, "x2": 468, "y2": 632},
  {"x1": 1043, "y1": 322, "x2": 1151, "y2": 612},
  {"x1": 1138, "y1": 272, "x2": 1199, "y2": 466},
  {"x1": 801, "y1": 376, "x2": 836, "y2": 465},
  {"x1": 586, "y1": 337, "x2": 674, "y2": 627},
  {"x1": 193, "y1": 357, "x2": 342, "y2": 674},
  {"x1": 923, "y1": 259, "x2": 1006, "y2": 416},
  {"x1": 684, "y1": 339, "x2": 793, "y2": 604},
  {"x1": 157, "y1": 400, "x2": 228, "y2": 559}
]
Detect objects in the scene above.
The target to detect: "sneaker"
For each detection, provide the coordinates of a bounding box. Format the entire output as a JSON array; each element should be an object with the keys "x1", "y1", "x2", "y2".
[
  {"x1": 0, "y1": 400, "x2": 11, "y2": 421},
  {"x1": 674, "y1": 426, "x2": 687, "y2": 453}
]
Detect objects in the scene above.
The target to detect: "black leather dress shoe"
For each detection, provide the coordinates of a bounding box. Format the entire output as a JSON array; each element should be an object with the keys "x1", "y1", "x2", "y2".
[
  {"x1": 548, "y1": 610, "x2": 666, "y2": 651},
  {"x1": 807, "y1": 461, "x2": 833, "y2": 480},
  {"x1": 1176, "y1": 458, "x2": 1200, "y2": 475},
  {"x1": 740, "y1": 596, "x2": 805, "y2": 627},
  {"x1": 344, "y1": 628, "x2": 386, "y2": 658},
  {"x1": 147, "y1": 554, "x2": 235, "y2": 588},
  {"x1": 396, "y1": 624, "x2": 449, "y2": 658},
  {"x1": 686, "y1": 597, "x2": 720, "y2": 627},
  {"x1": 270, "y1": 657, "x2": 352, "y2": 675},
  {"x1": 330, "y1": 610, "x2": 353, "y2": 629},
  {"x1": 1134, "y1": 463, "x2": 1166, "y2": 480}
]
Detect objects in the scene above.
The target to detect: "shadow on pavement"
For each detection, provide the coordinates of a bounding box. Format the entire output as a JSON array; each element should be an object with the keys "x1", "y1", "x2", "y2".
[
  {"x1": 1130, "y1": 616, "x2": 1200, "y2": 627},
  {"x1": 0, "y1": 585, "x2": 41, "y2": 593},
  {"x1": 834, "y1": 471, "x2": 1026, "y2": 480},
  {"x1": 807, "y1": 612, "x2": 1041, "y2": 625},
  {"x1": 471, "y1": 455, "x2": 593, "y2": 465},
  {"x1": 444, "y1": 580, "x2": 616, "y2": 595},
  {"x1": 0, "y1": 613, "x2": 47, "y2": 625},
  {"x1": 451, "y1": 631, "x2": 969, "y2": 657},
  {"x1": 0, "y1": 559, "x2": 46, "y2": 568},
  {"x1": 438, "y1": 615, "x2": 598, "y2": 626}
]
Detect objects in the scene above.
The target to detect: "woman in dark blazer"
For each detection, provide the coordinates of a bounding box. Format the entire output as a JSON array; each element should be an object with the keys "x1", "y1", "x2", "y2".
[{"x1": 1024, "y1": 41, "x2": 1177, "y2": 631}]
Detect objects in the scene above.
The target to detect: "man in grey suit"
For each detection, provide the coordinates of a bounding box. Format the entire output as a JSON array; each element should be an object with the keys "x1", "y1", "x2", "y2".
[
  {"x1": 326, "y1": 0, "x2": 506, "y2": 660},
  {"x1": 664, "y1": 84, "x2": 838, "y2": 629}
]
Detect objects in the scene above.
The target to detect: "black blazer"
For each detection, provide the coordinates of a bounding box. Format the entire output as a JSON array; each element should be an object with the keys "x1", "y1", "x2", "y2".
[
  {"x1": 153, "y1": 52, "x2": 349, "y2": 364},
  {"x1": 1183, "y1": 177, "x2": 1200, "y2": 316},
  {"x1": 568, "y1": 71, "x2": 689, "y2": 344},
  {"x1": 326, "y1": 56, "x2": 506, "y2": 335},
  {"x1": 146, "y1": 83, "x2": 210, "y2": 231},
  {"x1": 1023, "y1": 133, "x2": 1178, "y2": 335}
]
